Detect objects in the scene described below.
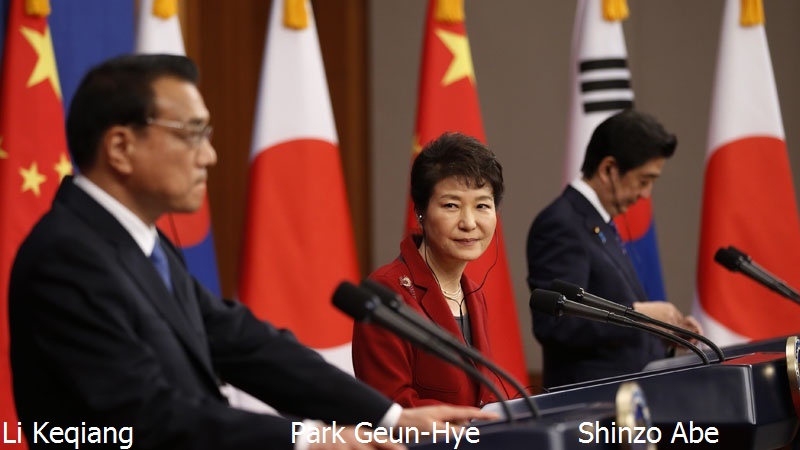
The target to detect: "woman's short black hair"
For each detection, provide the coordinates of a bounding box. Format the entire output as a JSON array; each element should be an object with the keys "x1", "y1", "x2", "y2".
[{"x1": 410, "y1": 132, "x2": 504, "y2": 216}]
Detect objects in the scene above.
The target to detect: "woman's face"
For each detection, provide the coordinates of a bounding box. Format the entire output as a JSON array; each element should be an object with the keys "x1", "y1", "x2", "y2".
[{"x1": 421, "y1": 176, "x2": 497, "y2": 267}]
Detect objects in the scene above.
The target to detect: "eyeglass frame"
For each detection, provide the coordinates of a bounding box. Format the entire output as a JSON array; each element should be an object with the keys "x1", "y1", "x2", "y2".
[{"x1": 145, "y1": 117, "x2": 213, "y2": 147}]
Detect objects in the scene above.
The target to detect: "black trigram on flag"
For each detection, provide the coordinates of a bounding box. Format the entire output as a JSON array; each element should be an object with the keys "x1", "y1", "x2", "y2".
[{"x1": 579, "y1": 58, "x2": 634, "y2": 113}]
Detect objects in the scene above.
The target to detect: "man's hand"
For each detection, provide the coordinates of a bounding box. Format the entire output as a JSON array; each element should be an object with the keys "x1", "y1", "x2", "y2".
[
  {"x1": 682, "y1": 315, "x2": 703, "y2": 336},
  {"x1": 306, "y1": 406, "x2": 498, "y2": 449},
  {"x1": 309, "y1": 425, "x2": 405, "y2": 450},
  {"x1": 397, "y1": 405, "x2": 499, "y2": 431},
  {"x1": 307, "y1": 406, "x2": 498, "y2": 450},
  {"x1": 633, "y1": 301, "x2": 706, "y2": 344},
  {"x1": 679, "y1": 315, "x2": 704, "y2": 344},
  {"x1": 632, "y1": 301, "x2": 685, "y2": 327}
]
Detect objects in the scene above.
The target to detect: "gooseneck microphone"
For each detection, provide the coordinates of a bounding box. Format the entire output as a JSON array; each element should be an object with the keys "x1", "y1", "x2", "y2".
[
  {"x1": 714, "y1": 246, "x2": 800, "y2": 304},
  {"x1": 550, "y1": 279, "x2": 725, "y2": 363},
  {"x1": 530, "y1": 289, "x2": 710, "y2": 365},
  {"x1": 360, "y1": 279, "x2": 541, "y2": 420},
  {"x1": 332, "y1": 281, "x2": 515, "y2": 422}
]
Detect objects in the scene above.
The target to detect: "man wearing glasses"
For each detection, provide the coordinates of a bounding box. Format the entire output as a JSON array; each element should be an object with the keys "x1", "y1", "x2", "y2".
[{"x1": 9, "y1": 54, "x2": 491, "y2": 449}]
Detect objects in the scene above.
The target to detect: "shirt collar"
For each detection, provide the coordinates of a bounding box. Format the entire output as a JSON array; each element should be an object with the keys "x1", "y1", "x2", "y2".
[
  {"x1": 570, "y1": 176, "x2": 612, "y2": 223},
  {"x1": 73, "y1": 174, "x2": 158, "y2": 256}
]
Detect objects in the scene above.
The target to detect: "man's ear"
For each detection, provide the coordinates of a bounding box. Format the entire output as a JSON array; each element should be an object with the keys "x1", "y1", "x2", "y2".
[
  {"x1": 599, "y1": 156, "x2": 617, "y2": 180},
  {"x1": 103, "y1": 125, "x2": 136, "y2": 175}
]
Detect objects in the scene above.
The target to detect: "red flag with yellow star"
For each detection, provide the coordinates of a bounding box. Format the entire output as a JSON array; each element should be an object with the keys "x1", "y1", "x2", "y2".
[
  {"x1": 0, "y1": 0, "x2": 70, "y2": 438},
  {"x1": 404, "y1": 0, "x2": 528, "y2": 387}
]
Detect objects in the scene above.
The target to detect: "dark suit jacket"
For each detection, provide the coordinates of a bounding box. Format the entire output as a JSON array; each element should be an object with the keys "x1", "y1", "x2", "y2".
[
  {"x1": 9, "y1": 177, "x2": 392, "y2": 449},
  {"x1": 352, "y1": 235, "x2": 499, "y2": 407},
  {"x1": 526, "y1": 186, "x2": 665, "y2": 388}
]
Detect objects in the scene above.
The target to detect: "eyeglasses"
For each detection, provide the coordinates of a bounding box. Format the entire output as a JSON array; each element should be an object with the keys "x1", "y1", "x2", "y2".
[{"x1": 146, "y1": 117, "x2": 213, "y2": 147}]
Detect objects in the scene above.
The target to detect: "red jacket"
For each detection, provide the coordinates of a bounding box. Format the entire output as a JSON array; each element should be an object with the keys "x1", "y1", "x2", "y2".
[{"x1": 352, "y1": 235, "x2": 501, "y2": 407}]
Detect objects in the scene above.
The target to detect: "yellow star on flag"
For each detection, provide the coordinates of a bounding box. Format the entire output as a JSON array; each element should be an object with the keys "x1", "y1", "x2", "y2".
[
  {"x1": 21, "y1": 25, "x2": 62, "y2": 100},
  {"x1": 54, "y1": 153, "x2": 73, "y2": 182},
  {"x1": 435, "y1": 28, "x2": 475, "y2": 87},
  {"x1": 0, "y1": 136, "x2": 7, "y2": 159},
  {"x1": 411, "y1": 134, "x2": 422, "y2": 156},
  {"x1": 20, "y1": 162, "x2": 47, "y2": 197}
]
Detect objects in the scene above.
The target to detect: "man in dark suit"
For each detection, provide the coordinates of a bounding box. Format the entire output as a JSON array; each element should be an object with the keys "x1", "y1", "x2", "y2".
[
  {"x1": 526, "y1": 109, "x2": 701, "y2": 388},
  {"x1": 9, "y1": 54, "x2": 492, "y2": 449}
]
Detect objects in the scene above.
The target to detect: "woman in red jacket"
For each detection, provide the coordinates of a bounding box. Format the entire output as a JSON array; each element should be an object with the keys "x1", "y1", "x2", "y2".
[{"x1": 353, "y1": 132, "x2": 506, "y2": 407}]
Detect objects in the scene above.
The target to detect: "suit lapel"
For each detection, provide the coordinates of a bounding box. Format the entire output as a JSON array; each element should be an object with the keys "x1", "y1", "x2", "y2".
[
  {"x1": 161, "y1": 236, "x2": 207, "y2": 339},
  {"x1": 401, "y1": 237, "x2": 465, "y2": 341},
  {"x1": 401, "y1": 236, "x2": 489, "y2": 400},
  {"x1": 464, "y1": 289, "x2": 489, "y2": 354},
  {"x1": 118, "y1": 237, "x2": 219, "y2": 385},
  {"x1": 417, "y1": 283, "x2": 464, "y2": 341},
  {"x1": 591, "y1": 218, "x2": 646, "y2": 297},
  {"x1": 58, "y1": 178, "x2": 219, "y2": 387},
  {"x1": 565, "y1": 187, "x2": 648, "y2": 300}
]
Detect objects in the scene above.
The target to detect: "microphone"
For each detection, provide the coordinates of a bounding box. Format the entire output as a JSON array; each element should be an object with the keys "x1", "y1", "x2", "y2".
[
  {"x1": 550, "y1": 279, "x2": 725, "y2": 363},
  {"x1": 332, "y1": 281, "x2": 515, "y2": 422},
  {"x1": 714, "y1": 246, "x2": 800, "y2": 304},
  {"x1": 360, "y1": 279, "x2": 540, "y2": 420},
  {"x1": 530, "y1": 289, "x2": 710, "y2": 365}
]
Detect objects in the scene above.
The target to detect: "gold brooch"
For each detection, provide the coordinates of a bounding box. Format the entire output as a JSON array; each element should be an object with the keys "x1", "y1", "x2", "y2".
[{"x1": 399, "y1": 276, "x2": 416, "y2": 298}]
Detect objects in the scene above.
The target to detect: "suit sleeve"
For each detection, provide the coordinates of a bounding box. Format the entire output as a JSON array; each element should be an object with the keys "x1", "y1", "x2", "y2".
[
  {"x1": 526, "y1": 208, "x2": 638, "y2": 349},
  {"x1": 12, "y1": 236, "x2": 388, "y2": 450},
  {"x1": 196, "y1": 282, "x2": 393, "y2": 424}
]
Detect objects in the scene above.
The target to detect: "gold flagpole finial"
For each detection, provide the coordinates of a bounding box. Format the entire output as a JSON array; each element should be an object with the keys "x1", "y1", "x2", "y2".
[
  {"x1": 284, "y1": 0, "x2": 309, "y2": 30},
  {"x1": 602, "y1": 0, "x2": 629, "y2": 22},
  {"x1": 25, "y1": 0, "x2": 51, "y2": 17},
  {"x1": 153, "y1": 0, "x2": 178, "y2": 19},
  {"x1": 435, "y1": 0, "x2": 464, "y2": 24},
  {"x1": 740, "y1": 0, "x2": 765, "y2": 26}
]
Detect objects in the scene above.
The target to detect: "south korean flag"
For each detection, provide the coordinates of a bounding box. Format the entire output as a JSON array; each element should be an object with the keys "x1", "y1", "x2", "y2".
[{"x1": 563, "y1": 0, "x2": 634, "y2": 184}]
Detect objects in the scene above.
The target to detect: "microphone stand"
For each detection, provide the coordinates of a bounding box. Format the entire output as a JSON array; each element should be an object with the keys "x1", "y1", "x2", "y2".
[
  {"x1": 551, "y1": 280, "x2": 725, "y2": 363},
  {"x1": 361, "y1": 279, "x2": 541, "y2": 420},
  {"x1": 716, "y1": 246, "x2": 800, "y2": 305},
  {"x1": 531, "y1": 289, "x2": 710, "y2": 366},
  {"x1": 332, "y1": 282, "x2": 517, "y2": 423},
  {"x1": 626, "y1": 310, "x2": 723, "y2": 363},
  {"x1": 615, "y1": 316, "x2": 710, "y2": 364}
]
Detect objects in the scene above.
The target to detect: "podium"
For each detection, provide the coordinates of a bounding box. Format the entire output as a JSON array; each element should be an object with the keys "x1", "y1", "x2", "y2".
[
  {"x1": 645, "y1": 334, "x2": 796, "y2": 371},
  {"x1": 414, "y1": 338, "x2": 800, "y2": 449},
  {"x1": 411, "y1": 402, "x2": 622, "y2": 449},
  {"x1": 489, "y1": 351, "x2": 798, "y2": 449}
]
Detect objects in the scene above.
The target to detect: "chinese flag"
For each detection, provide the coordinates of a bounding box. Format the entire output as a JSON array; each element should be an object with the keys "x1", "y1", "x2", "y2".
[
  {"x1": 404, "y1": 0, "x2": 528, "y2": 385},
  {"x1": 0, "y1": 0, "x2": 71, "y2": 443},
  {"x1": 694, "y1": 0, "x2": 800, "y2": 345},
  {"x1": 238, "y1": 0, "x2": 358, "y2": 373}
]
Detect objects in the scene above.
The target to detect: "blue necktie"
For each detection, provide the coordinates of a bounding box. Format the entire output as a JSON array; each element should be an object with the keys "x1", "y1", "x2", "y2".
[
  {"x1": 608, "y1": 220, "x2": 627, "y2": 255},
  {"x1": 150, "y1": 239, "x2": 173, "y2": 293}
]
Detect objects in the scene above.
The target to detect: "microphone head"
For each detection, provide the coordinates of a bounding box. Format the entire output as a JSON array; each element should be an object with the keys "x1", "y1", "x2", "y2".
[
  {"x1": 714, "y1": 247, "x2": 743, "y2": 272},
  {"x1": 530, "y1": 289, "x2": 566, "y2": 317},
  {"x1": 332, "y1": 281, "x2": 377, "y2": 322},
  {"x1": 360, "y1": 279, "x2": 404, "y2": 310},
  {"x1": 550, "y1": 279, "x2": 584, "y2": 301},
  {"x1": 726, "y1": 245, "x2": 751, "y2": 262}
]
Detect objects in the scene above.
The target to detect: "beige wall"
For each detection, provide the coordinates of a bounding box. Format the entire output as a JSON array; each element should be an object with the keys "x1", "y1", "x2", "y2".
[{"x1": 369, "y1": 0, "x2": 800, "y2": 373}]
